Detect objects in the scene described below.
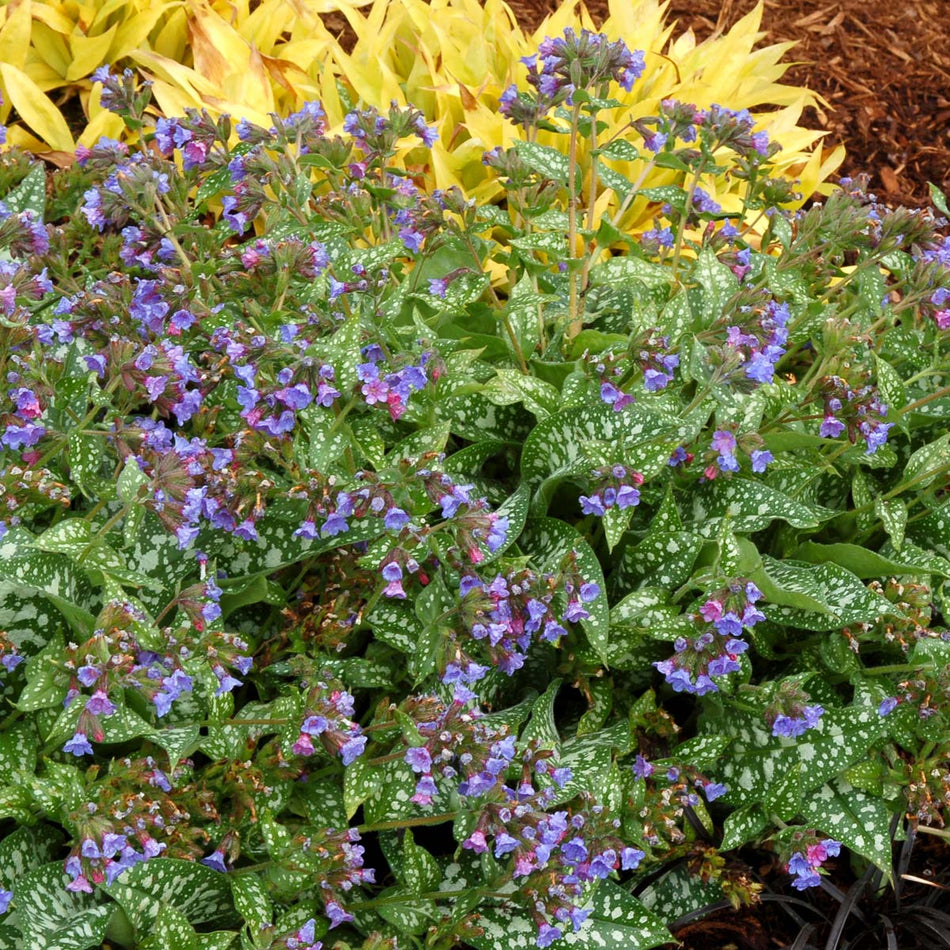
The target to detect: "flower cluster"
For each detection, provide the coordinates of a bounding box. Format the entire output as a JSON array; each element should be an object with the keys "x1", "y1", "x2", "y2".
[
  {"x1": 464, "y1": 789, "x2": 643, "y2": 947},
  {"x1": 819, "y1": 375, "x2": 893, "y2": 454},
  {"x1": 453, "y1": 561, "x2": 600, "y2": 675},
  {"x1": 703, "y1": 429, "x2": 773, "y2": 477},
  {"x1": 766, "y1": 682, "x2": 826, "y2": 738},
  {"x1": 499, "y1": 28, "x2": 645, "y2": 129},
  {"x1": 285, "y1": 828, "x2": 376, "y2": 928},
  {"x1": 654, "y1": 581, "x2": 765, "y2": 695},
  {"x1": 786, "y1": 837, "x2": 842, "y2": 890},
  {"x1": 579, "y1": 465, "x2": 644, "y2": 516},
  {"x1": 289, "y1": 679, "x2": 367, "y2": 766},
  {"x1": 714, "y1": 300, "x2": 790, "y2": 386}
]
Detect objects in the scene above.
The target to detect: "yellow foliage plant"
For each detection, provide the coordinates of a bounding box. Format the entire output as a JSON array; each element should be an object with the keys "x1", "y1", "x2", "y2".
[{"x1": 0, "y1": 0, "x2": 844, "y2": 232}]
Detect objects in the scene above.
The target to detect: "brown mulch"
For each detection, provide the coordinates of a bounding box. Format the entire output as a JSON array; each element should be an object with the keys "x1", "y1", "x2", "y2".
[{"x1": 506, "y1": 0, "x2": 950, "y2": 208}]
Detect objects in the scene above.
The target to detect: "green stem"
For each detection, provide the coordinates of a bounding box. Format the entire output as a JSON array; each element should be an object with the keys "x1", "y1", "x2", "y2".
[{"x1": 358, "y1": 811, "x2": 459, "y2": 834}]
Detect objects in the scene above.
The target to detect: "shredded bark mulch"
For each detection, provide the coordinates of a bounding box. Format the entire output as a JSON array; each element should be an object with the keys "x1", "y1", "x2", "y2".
[{"x1": 505, "y1": 0, "x2": 950, "y2": 208}]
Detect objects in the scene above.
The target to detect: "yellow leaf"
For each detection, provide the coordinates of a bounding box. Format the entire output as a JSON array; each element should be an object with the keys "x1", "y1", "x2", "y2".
[
  {"x1": 0, "y1": 61, "x2": 73, "y2": 150},
  {"x1": 26, "y1": 21, "x2": 70, "y2": 79},
  {"x1": 28, "y1": 3, "x2": 75, "y2": 36},
  {"x1": 77, "y1": 104, "x2": 126, "y2": 146},
  {"x1": 109, "y1": 4, "x2": 181, "y2": 64},
  {"x1": 65, "y1": 24, "x2": 118, "y2": 81},
  {"x1": 152, "y1": 7, "x2": 189, "y2": 61},
  {"x1": 0, "y1": 0, "x2": 33, "y2": 71}
]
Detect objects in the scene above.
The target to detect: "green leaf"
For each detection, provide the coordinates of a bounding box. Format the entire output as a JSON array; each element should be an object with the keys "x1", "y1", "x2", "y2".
[
  {"x1": 0, "y1": 722, "x2": 38, "y2": 783},
  {"x1": 597, "y1": 139, "x2": 640, "y2": 162},
  {"x1": 618, "y1": 530, "x2": 703, "y2": 590},
  {"x1": 104, "y1": 859, "x2": 235, "y2": 929},
  {"x1": 720, "y1": 804, "x2": 768, "y2": 850},
  {"x1": 639, "y1": 865, "x2": 725, "y2": 925},
  {"x1": 230, "y1": 874, "x2": 271, "y2": 932},
  {"x1": 690, "y1": 478, "x2": 834, "y2": 537},
  {"x1": 521, "y1": 680, "x2": 561, "y2": 753},
  {"x1": 67, "y1": 431, "x2": 105, "y2": 499},
  {"x1": 608, "y1": 589, "x2": 692, "y2": 669},
  {"x1": 709, "y1": 706, "x2": 887, "y2": 808},
  {"x1": 3, "y1": 164, "x2": 45, "y2": 218},
  {"x1": 117, "y1": 457, "x2": 149, "y2": 505},
  {"x1": 901, "y1": 431, "x2": 950, "y2": 490},
  {"x1": 141, "y1": 904, "x2": 198, "y2": 950},
  {"x1": 800, "y1": 779, "x2": 894, "y2": 882},
  {"x1": 691, "y1": 246, "x2": 737, "y2": 318},
  {"x1": 470, "y1": 880, "x2": 671, "y2": 950},
  {"x1": 513, "y1": 141, "x2": 572, "y2": 187},
  {"x1": 376, "y1": 889, "x2": 435, "y2": 934},
  {"x1": 401, "y1": 830, "x2": 440, "y2": 895},
  {"x1": 15, "y1": 863, "x2": 113, "y2": 950},
  {"x1": 344, "y1": 756, "x2": 384, "y2": 821},
  {"x1": 875, "y1": 497, "x2": 907, "y2": 552},
  {"x1": 18, "y1": 634, "x2": 68, "y2": 712},
  {"x1": 794, "y1": 541, "x2": 939, "y2": 579},
  {"x1": 0, "y1": 826, "x2": 63, "y2": 888},
  {"x1": 928, "y1": 181, "x2": 950, "y2": 215},
  {"x1": 756, "y1": 556, "x2": 891, "y2": 630}
]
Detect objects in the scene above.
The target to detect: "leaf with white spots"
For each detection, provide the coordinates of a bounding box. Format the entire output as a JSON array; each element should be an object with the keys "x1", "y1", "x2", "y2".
[
  {"x1": 691, "y1": 246, "x2": 738, "y2": 319},
  {"x1": 720, "y1": 804, "x2": 768, "y2": 851},
  {"x1": 14, "y1": 862, "x2": 113, "y2": 950},
  {"x1": 520, "y1": 680, "x2": 561, "y2": 754},
  {"x1": 0, "y1": 722, "x2": 37, "y2": 784},
  {"x1": 639, "y1": 865, "x2": 726, "y2": 925},
  {"x1": 800, "y1": 779, "x2": 894, "y2": 882},
  {"x1": 875, "y1": 497, "x2": 907, "y2": 552},
  {"x1": 708, "y1": 706, "x2": 887, "y2": 808},
  {"x1": 521, "y1": 402, "x2": 663, "y2": 492},
  {"x1": 0, "y1": 826, "x2": 63, "y2": 888},
  {"x1": 690, "y1": 478, "x2": 835, "y2": 536},
  {"x1": 618, "y1": 529, "x2": 703, "y2": 590},
  {"x1": 471, "y1": 880, "x2": 671, "y2": 950},
  {"x1": 230, "y1": 874, "x2": 271, "y2": 932},
  {"x1": 344, "y1": 756, "x2": 385, "y2": 821},
  {"x1": 401, "y1": 829, "x2": 440, "y2": 895},
  {"x1": 144, "y1": 903, "x2": 199, "y2": 950},
  {"x1": 608, "y1": 588, "x2": 693, "y2": 669},
  {"x1": 756, "y1": 556, "x2": 891, "y2": 631},
  {"x1": 104, "y1": 858, "x2": 235, "y2": 929}
]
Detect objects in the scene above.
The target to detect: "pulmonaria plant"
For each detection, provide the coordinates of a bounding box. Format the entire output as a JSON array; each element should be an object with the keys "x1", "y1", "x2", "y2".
[{"x1": 0, "y1": 26, "x2": 949, "y2": 950}]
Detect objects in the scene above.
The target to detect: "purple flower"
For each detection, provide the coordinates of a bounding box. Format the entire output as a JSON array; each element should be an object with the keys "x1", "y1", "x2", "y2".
[
  {"x1": 702, "y1": 781, "x2": 728, "y2": 802},
  {"x1": 750, "y1": 449, "x2": 773, "y2": 473},
  {"x1": 878, "y1": 697, "x2": 898, "y2": 716},
  {"x1": 340, "y1": 735, "x2": 366, "y2": 766},
  {"x1": 820, "y1": 415, "x2": 846, "y2": 439},
  {"x1": 405, "y1": 746, "x2": 432, "y2": 773},
  {"x1": 84, "y1": 690, "x2": 116, "y2": 717},
  {"x1": 64, "y1": 732, "x2": 93, "y2": 756},
  {"x1": 201, "y1": 849, "x2": 228, "y2": 873},
  {"x1": 537, "y1": 923, "x2": 562, "y2": 948}
]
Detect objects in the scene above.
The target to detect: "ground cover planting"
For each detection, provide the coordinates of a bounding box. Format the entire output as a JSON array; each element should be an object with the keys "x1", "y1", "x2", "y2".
[{"x1": 0, "y1": 3, "x2": 948, "y2": 949}]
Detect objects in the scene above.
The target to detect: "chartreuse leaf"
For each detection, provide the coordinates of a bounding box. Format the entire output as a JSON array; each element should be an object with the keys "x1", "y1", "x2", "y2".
[
  {"x1": 800, "y1": 779, "x2": 894, "y2": 882},
  {"x1": 14, "y1": 863, "x2": 113, "y2": 950},
  {"x1": 470, "y1": 880, "x2": 670, "y2": 950},
  {"x1": 709, "y1": 706, "x2": 887, "y2": 808}
]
